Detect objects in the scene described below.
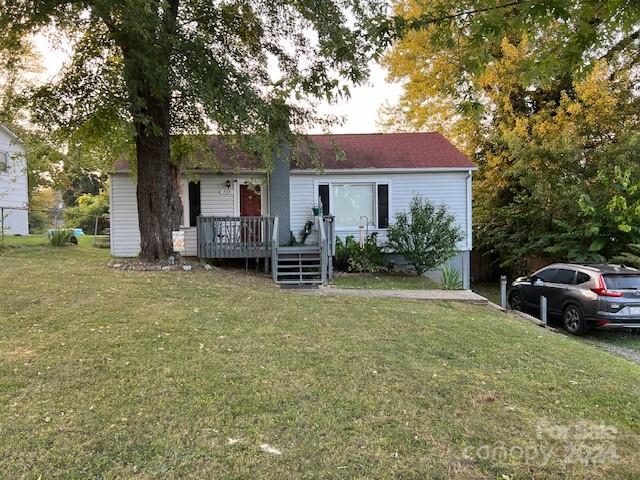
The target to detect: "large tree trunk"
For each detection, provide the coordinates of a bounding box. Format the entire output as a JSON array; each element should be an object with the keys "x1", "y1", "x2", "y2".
[
  {"x1": 134, "y1": 94, "x2": 183, "y2": 261},
  {"x1": 119, "y1": 0, "x2": 182, "y2": 262}
]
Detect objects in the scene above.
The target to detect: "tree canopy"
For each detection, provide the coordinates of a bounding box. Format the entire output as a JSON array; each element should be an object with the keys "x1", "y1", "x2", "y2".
[
  {"x1": 1, "y1": 0, "x2": 388, "y2": 259},
  {"x1": 383, "y1": 0, "x2": 640, "y2": 271}
]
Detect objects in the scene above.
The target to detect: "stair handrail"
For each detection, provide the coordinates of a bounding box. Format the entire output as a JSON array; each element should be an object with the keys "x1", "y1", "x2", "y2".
[
  {"x1": 271, "y1": 216, "x2": 279, "y2": 281},
  {"x1": 317, "y1": 215, "x2": 328, "y2": 285}
]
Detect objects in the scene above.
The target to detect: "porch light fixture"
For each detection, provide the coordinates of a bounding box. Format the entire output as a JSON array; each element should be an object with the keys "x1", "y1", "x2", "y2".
[{"x1": 225, "y1": 180, "x2": 232, "y2": 189}]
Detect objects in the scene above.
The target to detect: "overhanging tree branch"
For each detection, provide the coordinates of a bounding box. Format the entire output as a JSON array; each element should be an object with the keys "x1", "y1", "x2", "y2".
[
  {"x1": 600, "y1": 28, "x2": 640, "y2": 62},
  {"x1": 401, "y1": 0, "x2": 528, "y2": 32}
]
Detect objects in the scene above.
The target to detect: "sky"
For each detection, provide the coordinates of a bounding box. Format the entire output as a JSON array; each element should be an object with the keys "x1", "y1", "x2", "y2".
[{"x1": 33, "y1": 35, "x2": 403, "y2": 135}]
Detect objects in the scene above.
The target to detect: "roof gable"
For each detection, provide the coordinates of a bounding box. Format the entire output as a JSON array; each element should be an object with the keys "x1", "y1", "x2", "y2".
[{"x1": 0, "y1": 124, "x2": 21, "y2": 143}]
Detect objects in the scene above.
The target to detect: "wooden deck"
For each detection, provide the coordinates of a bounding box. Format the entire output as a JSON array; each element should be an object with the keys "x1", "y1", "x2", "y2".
[
  {"x1": 197, "y1": 216, "x2": 276, "y2": 259},
  {"x1": 197, "y1": 215, "x2": 335, "y2": 285}
]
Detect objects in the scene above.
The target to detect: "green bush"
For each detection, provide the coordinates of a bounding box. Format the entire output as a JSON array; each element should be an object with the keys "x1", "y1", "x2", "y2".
[
  {"x1": 440, "y1": 265, "x2": 463, "y2": 290},
  {"x1": 613, "y1": 244, "x2": 640, "y2": 268},
  {"x1": 334, "y1": 234, "x2": 386, "y2": 273},
  {"x1": 64, "y1": 191, "x2": 109, "y2": 234},
  {"x1": 48, "y1": 229, "x2": 73, "y2": 247},
  {"x1": 387, "y1": 195, "x2": 463, "y2": 276},
  {"x1": 29, "y1": 211, "x2": 50, "y2": 233}
]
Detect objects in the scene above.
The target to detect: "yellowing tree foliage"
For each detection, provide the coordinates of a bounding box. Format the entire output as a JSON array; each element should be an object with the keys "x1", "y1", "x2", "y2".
[{"x1": 384, "y1": 1, "x2": 640, "y2": 271}]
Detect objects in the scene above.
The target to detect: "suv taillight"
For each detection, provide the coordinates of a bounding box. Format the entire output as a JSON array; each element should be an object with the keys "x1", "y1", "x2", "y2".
[{"x1": 591, "y1": 274, "x2": 624, "y2": 297}]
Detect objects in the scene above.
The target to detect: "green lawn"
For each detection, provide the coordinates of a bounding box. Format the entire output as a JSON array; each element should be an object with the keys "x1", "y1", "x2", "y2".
[
  {"x1": 472, "y1": 280, "x2": 640, "y2": 356},
  {"x1": 332, "y1": 272, "x2": 440, "y2": 290},
  {"x1": 472, "y1": 281, "x2": 501, "y2": 305},
  {"x1": 2, "y1": 237, "x2": 640, "y2": 478}
]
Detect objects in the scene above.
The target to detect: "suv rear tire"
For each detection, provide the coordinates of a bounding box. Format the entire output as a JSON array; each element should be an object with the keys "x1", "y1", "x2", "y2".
[{"x1": 563, "y1": 304, "x2": 586, "y2": 335}]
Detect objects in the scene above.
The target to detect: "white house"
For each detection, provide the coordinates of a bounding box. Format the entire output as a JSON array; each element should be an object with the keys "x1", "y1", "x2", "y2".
[
  {"x1": 109, "y1": 132, "x2": 475, "y2": 287},
  {"x1": 0, "y1": 124, "x2": 28, "y2": 236}
]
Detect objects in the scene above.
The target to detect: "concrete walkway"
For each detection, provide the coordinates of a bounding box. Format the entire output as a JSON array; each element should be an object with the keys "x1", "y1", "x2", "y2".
[{"x1": 289, "y1": 286, "x2": 488, "y2": 304}]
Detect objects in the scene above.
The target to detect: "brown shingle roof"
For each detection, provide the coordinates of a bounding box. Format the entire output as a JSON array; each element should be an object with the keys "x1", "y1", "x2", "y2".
[
  {"x1": 114, "y1": 132, "x2": 474, "y2": 172},
  {"x1": 301, "y1": 132, "x2": 473, "y2": 170}
]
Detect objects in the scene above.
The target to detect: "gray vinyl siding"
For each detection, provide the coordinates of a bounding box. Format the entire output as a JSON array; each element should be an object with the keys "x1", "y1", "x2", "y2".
[
  {"x1": 289, "y1": 171, "x2": 471, "y2": 251},
  {"x1": 0, "y1": 128, "x2": 28, "y2": 235}
]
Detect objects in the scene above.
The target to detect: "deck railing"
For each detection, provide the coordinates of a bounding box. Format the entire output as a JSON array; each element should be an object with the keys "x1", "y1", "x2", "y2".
[
  {"x1": 322, "y1": 215, "x2": 335, "y2": 280},
  {"x1": 197, "y1": 216, "x2": 276, "y2": 259},
  {"x1": 271, "y1": 217, "x2": 279, "y2": 281}
]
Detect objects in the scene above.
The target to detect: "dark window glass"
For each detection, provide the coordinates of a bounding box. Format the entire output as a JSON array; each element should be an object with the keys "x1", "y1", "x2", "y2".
[
  {"x1": 576, "y1": 272, "x2": 591, "y2": 284},
  {"x1": 188, "y1": 181, "x2": 201, "y2": 227},
  {"x1": 318, "y1": 184, "x2": 330, "y2": 216},
  {"x1": 377, "y1": 184, "x2": 389, "y2": 228},
  {"x1": 555, "y1": 269, "x2": 574, "y2": 284},
  {"x1": 536, "y1": 269, "x2": 558, "y2": 283},
  {"x1": 603, "y1": 275, "x2": 640, "y2": 289},
  {"x1": 555, "y1": 269, "x2": 576, "y2": 285}
]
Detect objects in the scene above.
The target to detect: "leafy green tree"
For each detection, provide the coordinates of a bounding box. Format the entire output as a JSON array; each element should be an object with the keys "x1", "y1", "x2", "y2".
[
  {"x1": 387, "y1": 195, "x2": 462, "y2": 276},
  {"x1": 383, "y1": 1, "x2": 640, "y2": 271},
  {"x1": 614, "y1": 245, "x2": 640, "y2": 269},
  {"x1": 2, "y1": 0, "x2": 387, "y2": 260},
  {"x1": 56, "y1": 167, "x2": 108, "y2": 207},
  {"x1": 64, "y1": 190, "x2": 110, "y2": 234}
]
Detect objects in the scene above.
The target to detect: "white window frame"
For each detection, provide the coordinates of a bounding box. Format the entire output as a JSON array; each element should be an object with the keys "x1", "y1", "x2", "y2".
[{"x1": 314, "y1": 180, "x2": 391, "y2": 232}]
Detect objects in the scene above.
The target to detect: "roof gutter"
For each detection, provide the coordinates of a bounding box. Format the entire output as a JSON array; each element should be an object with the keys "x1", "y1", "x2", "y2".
[{"x1": 290, "y1": 166, "x2": 477, "y2": 174}]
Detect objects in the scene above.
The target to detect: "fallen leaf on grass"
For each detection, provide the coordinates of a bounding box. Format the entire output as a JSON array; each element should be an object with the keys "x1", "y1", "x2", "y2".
[{"x1": 260, "y1": 443, "x2": 282, "y2": 455}]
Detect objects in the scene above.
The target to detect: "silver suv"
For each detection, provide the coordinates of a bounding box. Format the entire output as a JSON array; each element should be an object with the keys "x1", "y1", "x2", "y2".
[{"x1": 508, "y1": 263, "x2": 640, "y2": 334}]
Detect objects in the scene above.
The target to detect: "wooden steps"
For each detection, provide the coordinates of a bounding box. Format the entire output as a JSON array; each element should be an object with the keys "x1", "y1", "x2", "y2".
[{"x1": 274, "y1": 246, "x2": 323, "y2": 286}]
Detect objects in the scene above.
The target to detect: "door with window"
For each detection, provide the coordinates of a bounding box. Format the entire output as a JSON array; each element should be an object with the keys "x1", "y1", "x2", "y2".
[
  {"x1": 546, "y1": 268, "x2": 577, "y2": 314},
  {"x1": 524, "y1": 268, "x2": 558, "y2": 308},
  {"x1": 239, "y1": 184, "x2": 262, "y2": 242}
]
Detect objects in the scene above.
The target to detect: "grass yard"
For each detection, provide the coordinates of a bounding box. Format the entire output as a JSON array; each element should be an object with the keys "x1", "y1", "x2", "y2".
[
  {"x1": 472, "y1": 280, "x2": 640, "y2": 357},
  {"x1": 332, "y1": 272, "x2": 440, "y2": 290},
  {"x1": 472, "y1": 281, "x2": 501, "y2": 305},
  {"x1": 2, "y1": 237, "x2": 640, "y2": 479}
]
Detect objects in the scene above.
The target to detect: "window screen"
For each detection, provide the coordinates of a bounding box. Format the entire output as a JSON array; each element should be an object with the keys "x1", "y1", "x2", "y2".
[
  {"x1": 188, "y1": 181, "x2": 201, "y2": 227},
  {"x1": 0, "y1": 152, "x2": 7, "y2": 172},
  {"x1": 332, "y1": 184, "x2": 375, "y2": 229},
  {"x1": 377, "y1": 184, "x2": 389, "y2": 228},
  {"x1": 318, "y1": 184, "x2": 330, "y2": 216},
  {"x1": 555, "y1": 269, "x2": 576, "y2": 285}
]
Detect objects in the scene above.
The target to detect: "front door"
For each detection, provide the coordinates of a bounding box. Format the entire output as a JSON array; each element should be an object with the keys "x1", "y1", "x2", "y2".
[
  {"x1": 240, "y1": 184, "x2": 262, "y2": 216},
  {"x1": 239, "y1": 184, "x2": 262, "y2": 242}
]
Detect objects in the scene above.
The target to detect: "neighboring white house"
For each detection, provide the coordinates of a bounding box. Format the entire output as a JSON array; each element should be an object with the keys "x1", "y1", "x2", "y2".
[
  {"x1": 0, "y1": 124, "x2": 28, "y2": 236},
  {"x1": 109, "y1": 132, "x2": 475, "y2": 287}
]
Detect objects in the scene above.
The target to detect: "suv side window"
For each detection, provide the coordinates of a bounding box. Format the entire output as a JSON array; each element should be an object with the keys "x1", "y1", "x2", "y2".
[
  {"x1": 555, "y1": 269, "x2": 576, "y2": 285},
  {"x1": 536, "y1": 269, "x2": 558, "y2": 282},
  {"x1": 576, "y1": 272, "x2": 591, "y2": 284}
]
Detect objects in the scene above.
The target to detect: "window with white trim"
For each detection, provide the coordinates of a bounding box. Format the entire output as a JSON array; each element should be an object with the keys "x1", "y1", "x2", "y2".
[
  {"x1": 0, "y1": 152, "x2": 7, "y2": 173},
  {"x1": 318, "y1": 182, "x2": 389, "y2": 230}
]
